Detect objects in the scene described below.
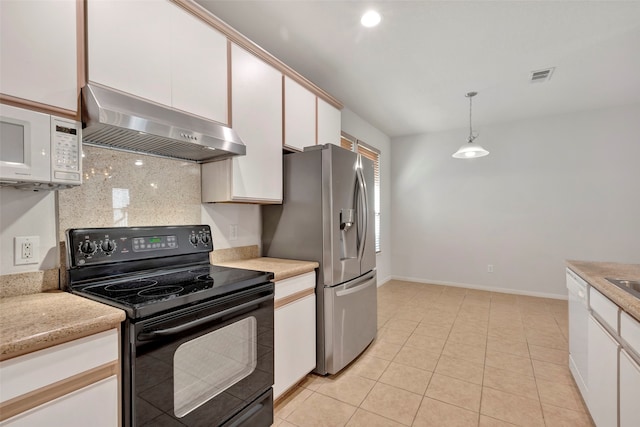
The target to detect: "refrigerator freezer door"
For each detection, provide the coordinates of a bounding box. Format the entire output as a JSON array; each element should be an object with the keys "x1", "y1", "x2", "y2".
[{"x1": 323, "y1": 270, "x2": 377, "y2": 375}]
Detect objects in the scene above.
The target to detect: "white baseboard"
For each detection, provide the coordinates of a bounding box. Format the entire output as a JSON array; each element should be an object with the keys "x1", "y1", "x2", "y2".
[
  {"x1": 377, "y1": 275, "x2": 392, "y2": 287},
  {"x1": 390, "y1": 275, "x2": 568, "y2": 301}
]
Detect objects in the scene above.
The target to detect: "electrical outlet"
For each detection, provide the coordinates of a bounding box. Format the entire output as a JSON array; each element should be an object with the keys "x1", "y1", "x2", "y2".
[
  {"x1": 229, "y1": 224, "x2": 238, "y2": 241},
  {"x1": 487, "y1": 264, "x2": 494, "y2": 273},
  {"x1": 14, "y1": 236, "x2": 40, "y2": 265}
]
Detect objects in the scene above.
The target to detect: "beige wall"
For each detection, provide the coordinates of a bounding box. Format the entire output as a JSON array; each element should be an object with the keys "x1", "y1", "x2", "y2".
[{"x1": 391, "y1": 103, "x2": 640, "y2": 298}]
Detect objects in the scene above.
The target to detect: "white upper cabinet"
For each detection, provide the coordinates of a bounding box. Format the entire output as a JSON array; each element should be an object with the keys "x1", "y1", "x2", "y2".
[
  {"x1": 0, "y1": 0, "x2": 78, "y2": 112},
  {"x1": 170, "y1": 4, "x2": 228, "y2": 122},
  {"x1": 201, "y1": 44, "x2": 282, "y2": 203},
  {"x1": 230, "y1": 45, "x2": 282, "y2": 201},
  {"x1": 317, "y1": 98, "x2": 341, "y2": 146},
  {"x1": 283, "y1": 76, "x2": 316, "y2": 151},
  {"x1": 87, "y1": 0, "x2": 227, "y2": 124},
  {"x1": 87, "y1": 0, "x2": 173, "y2": 107}
]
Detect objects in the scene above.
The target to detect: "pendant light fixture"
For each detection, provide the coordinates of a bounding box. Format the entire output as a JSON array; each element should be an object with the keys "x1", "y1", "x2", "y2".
[{"x1": 452, "y1": 91, "x2": 489, "y2": 159}]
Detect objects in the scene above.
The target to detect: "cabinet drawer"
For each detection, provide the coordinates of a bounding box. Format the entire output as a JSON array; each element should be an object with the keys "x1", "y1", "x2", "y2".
[
  {"x1": 587, "y1": 315, "x2": 619, "y2": 427},
  {"x1": 589, "y1": 287, "x2": 618, "y2": 332},
  {"x1": 621, "y1": 311, "x2": 640, "y2": 358},
  {"x1": 275, "y1": 272, "x2": 315, "y2": 302},
  {"x1": 0, "y1": 376, "x2": 118, "y2": 427},
  {"x1": 274, "y1": 293, "x2": 316, "y2": 399},
  {"x1": 620, "y1": 349, "x2": 640, "y2": 427},
  {"x1": 0, "y1": 329, "x2": 118, "y2": 402}
]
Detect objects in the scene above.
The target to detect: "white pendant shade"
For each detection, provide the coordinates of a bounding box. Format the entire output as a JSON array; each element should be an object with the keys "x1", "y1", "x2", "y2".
[
  {"x1": 452, "y1": 143, "x2": 490, "y2": 159},
  {"x1": 453, "y1": 91, "x2": 490, "y2": 159}
]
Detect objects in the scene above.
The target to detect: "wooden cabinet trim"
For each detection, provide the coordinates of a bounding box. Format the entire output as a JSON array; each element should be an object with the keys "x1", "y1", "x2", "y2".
[
  {"x1": 227, "y1": 40, "x2": 233, "y2": 127},
  {"x1": 0, "y1": 95, "x2": 77, "y2": 121},
  {"x1": 275, "y1": 288, "x2": 315, "y2": 310},
  {"x1": 282, "y1": 74, "x2": 286, "y2": 147},
  {"x1": 315, "y1": 97, "x2": 319, "y2": 145},
  {"x1": 0, "y1": 361, "x2": 118, "y2": 422},
  {"x1": 170, "y1": 0, "x2": 342, "y2": 110},
  {"x1": 76, "y1": 0, "x2": 85, "y2": 120}
]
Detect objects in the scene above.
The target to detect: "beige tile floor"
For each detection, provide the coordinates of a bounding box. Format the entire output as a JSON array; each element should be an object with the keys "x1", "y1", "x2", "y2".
[{"x1": 273, "y1": 280, "x2": 595, "y2": 427}]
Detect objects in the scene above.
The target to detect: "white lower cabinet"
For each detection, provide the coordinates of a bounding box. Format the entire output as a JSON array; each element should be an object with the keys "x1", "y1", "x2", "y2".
[
  {"x1": 274, "y1": 272, "x2": 316, "y2": 399},
  {"x1": 0, "y1": 329, "x2": 119, "y2": 426},
  {"x1": 587, "y1": 315, "x2": 619, "y2": 427},
  {"x1": 620, "y1": 349, "x2": 640, "y2": 427},
  {"x1": 1, "y1": 376, "x2": 118, "y2": 427}
]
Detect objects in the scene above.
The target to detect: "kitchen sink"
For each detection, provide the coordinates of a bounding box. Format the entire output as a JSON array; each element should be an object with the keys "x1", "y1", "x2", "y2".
[{"x1": 606, "y1": 278, "x2": 640, "y2": 298}]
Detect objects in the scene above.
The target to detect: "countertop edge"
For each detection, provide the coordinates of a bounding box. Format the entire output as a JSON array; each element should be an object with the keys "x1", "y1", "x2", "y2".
[
  {"x1": 212, "y1": 257, "x2": 319, "y2": 282},
  {"x1": 0, "y1": 292, "x2": 126, "y2": 361},
  {"x1": 566, "y1": 260, "x2": 640, "y2": 322}
]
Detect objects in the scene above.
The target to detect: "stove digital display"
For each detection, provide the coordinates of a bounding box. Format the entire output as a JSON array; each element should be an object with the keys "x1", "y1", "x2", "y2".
[{"x1": 132, "y1": 235, "x2": 177, "y2": 252}]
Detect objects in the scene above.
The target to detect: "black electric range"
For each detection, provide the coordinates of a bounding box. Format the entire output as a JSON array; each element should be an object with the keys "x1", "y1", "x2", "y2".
[
  {"x1": 66, "y1": 225, "x2": 275, "y2": 427},
  {"x1": 66, "y1": 225, "x2": 273, "y2": 319}
]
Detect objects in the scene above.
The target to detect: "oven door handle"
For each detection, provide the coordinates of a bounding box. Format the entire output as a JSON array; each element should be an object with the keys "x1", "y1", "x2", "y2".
[{"x1": 137, "y1": 294, "x2": 273, "y2": 341}]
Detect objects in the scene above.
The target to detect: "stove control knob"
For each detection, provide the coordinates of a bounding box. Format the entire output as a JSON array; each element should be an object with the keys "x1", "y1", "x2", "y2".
[
  {"x1": 201, "y1": 234, "x2": 210, "y2": 245},
  {"x1": 101, "y1": 239, "x2": 116, "y2": 254},
  {"x1": 189, "y1": 234, "x2": 199, "y2": 245},
  {"x1": 80, "y1": 241, "x2": 97, "y2": 255}
]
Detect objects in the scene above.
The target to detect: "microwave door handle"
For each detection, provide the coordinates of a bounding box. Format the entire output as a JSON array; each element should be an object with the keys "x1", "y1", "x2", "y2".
[{"x1": 137, "y1": 294, "x2": 273, "y2": 341}]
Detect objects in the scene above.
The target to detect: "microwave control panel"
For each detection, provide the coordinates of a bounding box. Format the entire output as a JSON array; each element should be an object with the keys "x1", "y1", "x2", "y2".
[{"x1": 51, "y1": 117, "x2": 82, "y2": 185}]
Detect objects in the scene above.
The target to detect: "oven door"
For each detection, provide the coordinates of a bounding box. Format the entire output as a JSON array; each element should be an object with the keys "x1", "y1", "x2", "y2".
[{"x1": 125, "y1": 283, "x2": 274, "y2": 427}]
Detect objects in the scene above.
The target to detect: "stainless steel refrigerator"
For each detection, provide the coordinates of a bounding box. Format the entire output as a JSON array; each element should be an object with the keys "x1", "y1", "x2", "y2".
[{"x1": 262, "y1": 143, "x2": 377, "y2": 375}]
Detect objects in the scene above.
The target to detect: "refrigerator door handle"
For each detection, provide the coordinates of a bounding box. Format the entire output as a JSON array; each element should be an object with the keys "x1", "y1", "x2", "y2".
[
  {"x1": 335, "y1": 270, "x2": 376, "y2": 296},
  {"x1": 356, "y1": 162, "x2": 368, "y2": 262},
  {"x1": 335, "y1": 275, "x2": 376, "y2": 297}
]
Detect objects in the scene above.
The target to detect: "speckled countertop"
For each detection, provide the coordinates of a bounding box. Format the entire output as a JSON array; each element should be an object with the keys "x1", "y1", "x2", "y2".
[
  {"x1": 0, "y1": 291, "x2": 125, "y2": 361},
  {"x1": 213, "y1": 257, "x2": 318, "y2": 282},
  {"x1": 210, "y1": 245, "x2": 318, "y2": 282},
  {"x1": 567, "y1": 260, "x2": 640, "y2": 321}
]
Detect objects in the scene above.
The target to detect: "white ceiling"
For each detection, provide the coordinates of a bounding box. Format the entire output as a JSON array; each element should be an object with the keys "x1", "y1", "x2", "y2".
[{"x1": 196, "y1": 1, "x2": 640, "y2": 138}]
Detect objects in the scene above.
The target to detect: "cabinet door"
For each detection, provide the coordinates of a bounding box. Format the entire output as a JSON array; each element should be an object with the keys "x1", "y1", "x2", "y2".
[
  {"x1": 230, "y1": 44, "x2": 282, "y2": 202},
  {"x1": 587, "y1": 315, "x2": 618, "y2": 427},
  {"x1": 0, "y1": 0, "x2": 77, "y2": 111},
  {"x1": 170, "y1": 2, "x2": 228, "y2": 124},
  {"x1": 0, "y1": 376, "x2": 118, "y2": 427},
  {"x1": 317, "y1": 98, "x2": 341, "y2": 146},
  {"x1": 274, "y1": 294, "x2": 316, "y2": 399},
  {"x1": 87, "y1": 0, "x2": 173, "y2": 106},
  {"x1": 284, "y1": 76, "x2": 316, "y2": 151},
  {"x1": 620, "y1": 349, "x2": 640, "y2": 427}
]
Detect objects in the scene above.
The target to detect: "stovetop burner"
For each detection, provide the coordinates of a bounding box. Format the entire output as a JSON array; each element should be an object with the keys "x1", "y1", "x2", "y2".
[
  {"x1": 104, "y1": 280, "x2": 158, "y2": 292},
  {"x1": 71, "y1": 263, "x2": 273, "y2": 318},
  {"x1": 138, "y1": 285, "x2": 184, "y2": 297}
]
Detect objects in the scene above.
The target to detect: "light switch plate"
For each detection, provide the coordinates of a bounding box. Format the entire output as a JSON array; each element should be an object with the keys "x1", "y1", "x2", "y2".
[{"x1": 14, "y1": 236, "x2": 40, "y2": 265}]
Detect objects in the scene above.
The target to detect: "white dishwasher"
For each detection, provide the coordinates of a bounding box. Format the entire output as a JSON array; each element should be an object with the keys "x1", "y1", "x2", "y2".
[{"x1": 567, "y1": 268, "x2": 589, "y2": 400}]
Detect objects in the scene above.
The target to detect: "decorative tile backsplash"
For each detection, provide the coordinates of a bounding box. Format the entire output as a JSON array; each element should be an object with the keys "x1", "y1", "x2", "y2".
[{"x1": 58, "y1": 146, "x2": 202, "y2": 242}]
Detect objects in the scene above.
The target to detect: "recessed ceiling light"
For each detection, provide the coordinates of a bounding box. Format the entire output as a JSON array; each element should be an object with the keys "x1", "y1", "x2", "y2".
[{"x1": 361, "y1": 10, "x2": 381, "y2": 28}]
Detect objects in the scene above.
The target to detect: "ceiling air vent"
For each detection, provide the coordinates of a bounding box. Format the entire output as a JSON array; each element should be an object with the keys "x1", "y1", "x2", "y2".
[{"x1": 530, "y1": 67, "x2": 555, "y2": 83}]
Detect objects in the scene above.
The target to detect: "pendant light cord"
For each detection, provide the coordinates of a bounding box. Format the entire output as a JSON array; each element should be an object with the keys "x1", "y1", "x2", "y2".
[{"x1": 467, "y1": 92, "x2": 477, "y2": 143}]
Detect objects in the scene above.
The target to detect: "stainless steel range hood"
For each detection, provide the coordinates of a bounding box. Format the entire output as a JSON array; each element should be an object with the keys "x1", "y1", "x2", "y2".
[{"x1": 81, "y1": 83, "x2": 245, "y2": 163}]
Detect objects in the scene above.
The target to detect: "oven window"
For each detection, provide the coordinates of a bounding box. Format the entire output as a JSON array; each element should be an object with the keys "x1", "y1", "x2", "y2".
[{"x1": 173, "y1": 316, "x2": 258, "y2": 418}]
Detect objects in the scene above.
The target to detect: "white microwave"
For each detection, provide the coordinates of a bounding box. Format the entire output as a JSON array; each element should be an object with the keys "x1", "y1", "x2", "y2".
[{"x1": 0, "y1": 103, "x2": 82, "y2": 190}]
